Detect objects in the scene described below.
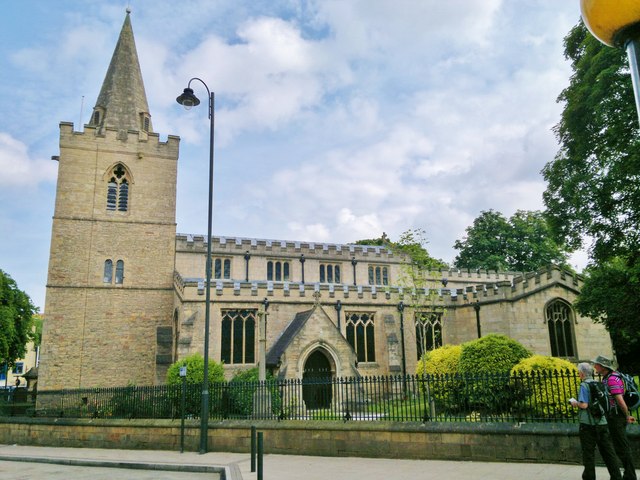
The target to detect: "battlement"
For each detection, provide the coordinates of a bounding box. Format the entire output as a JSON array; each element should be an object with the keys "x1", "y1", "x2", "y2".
[
  {"x1": 175, "y1": 233, "x2": 402, "y2": 261},
  {"x1": 59, "y1": 122, "x2": 180, "y2": 157},
  {"x1": 173, "y1": 264, "x2": 582, "y2": 307}
]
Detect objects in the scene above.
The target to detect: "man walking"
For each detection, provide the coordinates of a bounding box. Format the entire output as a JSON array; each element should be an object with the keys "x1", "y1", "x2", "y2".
[
  {"x1": 593, "y1": 355, "x2": 637, "y2": 480},
  {"x1": 571, "y1": 362, "x2": 621, "y2": 480}
]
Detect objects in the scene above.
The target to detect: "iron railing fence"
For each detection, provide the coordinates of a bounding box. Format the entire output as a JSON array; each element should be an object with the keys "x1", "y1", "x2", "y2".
[{"x1": 3, "y1": 371, "x2": 638, "y2": 423}]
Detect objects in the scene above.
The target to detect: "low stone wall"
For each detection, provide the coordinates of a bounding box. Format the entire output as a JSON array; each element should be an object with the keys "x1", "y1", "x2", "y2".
[{"x1": 1, "y1": 417, "x2": 639, "y2": 464}]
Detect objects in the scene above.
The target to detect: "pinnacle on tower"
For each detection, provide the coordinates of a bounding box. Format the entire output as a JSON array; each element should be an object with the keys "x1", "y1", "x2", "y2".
[{"x1": 89, "y1": 10, "x2": 152, "y2": 135}]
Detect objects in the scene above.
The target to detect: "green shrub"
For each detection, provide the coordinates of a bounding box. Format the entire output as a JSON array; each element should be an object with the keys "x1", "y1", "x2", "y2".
[
  {"x1": 511, "y1": 355, "x2": 578, "y2": 419},
  {"x1": 416, "y1": 345, "x2": 465, "y2": 413},
  {"x1": 166, "y1": 353, "x2": 225, "y2": 416},
  {"x1": 459, "y1": 334, "x2": 531, "y2": 374},
  {"x1": 166, "y1": 353, "x2": 225, "y2": 385},
  {"x1": 416, "y1": 344, "x2": 461, "y2": 376},
  {"x1": 458, "y1": 334, "x2": 531, "y2": 415},
  {"x1": 227, "y1": 368, "x2": 281, "y2": 417}
]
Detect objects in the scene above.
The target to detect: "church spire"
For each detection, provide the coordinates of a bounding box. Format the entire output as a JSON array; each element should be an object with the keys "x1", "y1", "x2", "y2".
[{"x1": 89, "y1": 10, "x2": 153, "y2": 135}]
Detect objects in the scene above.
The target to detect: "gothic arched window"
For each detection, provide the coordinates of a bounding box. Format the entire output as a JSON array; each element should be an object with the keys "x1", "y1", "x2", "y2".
[
  {"x1": 106, "y1": 164, "x2": 131, "y2": 212},
  {"x1": 546, "y1": 299, "x2": 577, "y2": 358}
]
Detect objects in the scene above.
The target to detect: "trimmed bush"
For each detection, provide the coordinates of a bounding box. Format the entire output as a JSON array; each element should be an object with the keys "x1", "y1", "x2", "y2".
[
  {"x1": 458, "y1": 334, "x2": 531, "y2": 415},
  {"x1": 166, "y1": 353, "x2": 225, "y2": 416},
  {"x1": 511, "y1": 355, "x2": 578, "y2": 419},
  {"x1": 416, "y1": 344, "x2": 462, "y2": 376},
  {"x1": 416, "y1": 345, "x2": 465, "y2": 413},
  {"x1": 459, "y1": 334, "x2": 531, "y2": 375}
]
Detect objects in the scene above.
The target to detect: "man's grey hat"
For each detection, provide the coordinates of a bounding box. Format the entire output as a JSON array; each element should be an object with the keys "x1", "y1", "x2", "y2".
[{"x1": 591, "y1": 355, "x2": 615, "y2": 370}]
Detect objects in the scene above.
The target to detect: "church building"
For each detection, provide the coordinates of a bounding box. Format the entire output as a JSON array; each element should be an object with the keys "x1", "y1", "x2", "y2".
[{"x1": 38, "y1": 12, "x2": 613, "y2": 391}]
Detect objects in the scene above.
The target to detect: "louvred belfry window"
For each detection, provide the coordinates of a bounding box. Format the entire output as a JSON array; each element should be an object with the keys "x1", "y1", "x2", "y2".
[{"x1": 106, "y1": 164, "x2": 130, "y2": 212}]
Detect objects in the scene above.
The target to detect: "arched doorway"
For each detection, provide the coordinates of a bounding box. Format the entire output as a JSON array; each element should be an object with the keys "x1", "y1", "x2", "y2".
[{"x1": 302, "y1": 350, "x2": 332, "y2": 409}]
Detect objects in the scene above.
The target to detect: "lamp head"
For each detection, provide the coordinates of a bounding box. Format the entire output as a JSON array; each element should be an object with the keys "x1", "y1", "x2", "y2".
[
  {"x1": 176, "y1": 87, "x2": 201, "y2": 110},
  {"x1": 580, "y1": 0, "x2": 640, "y2": 47}
]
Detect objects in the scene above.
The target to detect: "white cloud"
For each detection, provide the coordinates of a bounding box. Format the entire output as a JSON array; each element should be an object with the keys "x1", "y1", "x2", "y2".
[{"x1": 0, "y1": 133, "x2": 57, "y2": 187}]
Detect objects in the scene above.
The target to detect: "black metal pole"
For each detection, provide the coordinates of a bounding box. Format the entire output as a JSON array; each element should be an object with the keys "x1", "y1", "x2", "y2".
[
  {"x1": 397, "y1": 301, "x2": 407, "y2": 396},
  {"x1": 351, "y1": 257, "x2": 357, "y2": 285},
  {"x1": 300, "y1": 254, "x2": 305, "y2": 283},
  {"x1": 257, "y1": 431, "x2": 264, "y2": 480},
  {"x1": 474, "y1": 301, "x2": 481, "y2": 338},
  {"x1": 244, "y1": 251, "x2": 250, "y2": 282},
  {"x1": 180, "y1": 375, "x2": 186, "y2": 453},
  {"x1": 335, "y1": 300, "x2": 342, "y2": 331},
  {"x1": 251, "y1": 425, "x2": 257, "y2": 472}
]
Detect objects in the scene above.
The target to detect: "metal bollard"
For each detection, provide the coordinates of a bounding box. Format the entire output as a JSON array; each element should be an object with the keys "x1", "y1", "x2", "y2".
[
  {"x1": 251, "y1": 425, "x2": 257, "y2": 472},
  {"x1": 257, "y1": 431, "x2": 264, "y2": 480}
]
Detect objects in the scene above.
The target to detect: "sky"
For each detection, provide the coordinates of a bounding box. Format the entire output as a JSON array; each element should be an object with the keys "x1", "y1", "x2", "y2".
[{"x1": 0, "y1": 1, "x2": 588, "y2": 311}]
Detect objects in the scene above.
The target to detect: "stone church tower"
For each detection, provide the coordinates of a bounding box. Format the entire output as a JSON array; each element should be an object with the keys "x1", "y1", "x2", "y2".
[{"x1": 39, "y1": 12, "x2": 179, "y2": 390}]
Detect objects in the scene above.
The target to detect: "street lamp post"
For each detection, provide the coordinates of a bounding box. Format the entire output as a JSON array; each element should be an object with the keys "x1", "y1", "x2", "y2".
[
  {"x1": 580, "y1": 0, "x2": 640, "y2": 124},
  {"x1": 397, "y1": 301, "x2": 407, "y2": 396},
  {"x1": 176, "y1": 78, "x2": 215, "y2": 454}
]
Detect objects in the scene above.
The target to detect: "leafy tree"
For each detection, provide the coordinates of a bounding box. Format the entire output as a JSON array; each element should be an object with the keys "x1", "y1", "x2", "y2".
[
  {"x1": 0, "y1": 269, "x2": 37, "y2": 370},
  {"x1": 542, "y1": 22, "x2": 640, "y2": 369},
  {"x1": 574, "y1": 256, "x2": 640, "y2": 371},
  {"x1": 542, "y1": 22, "x2": 640, "y2": 262},
  {"x1": 453, "y1": 210, "x2": 569, "y2": 272}
]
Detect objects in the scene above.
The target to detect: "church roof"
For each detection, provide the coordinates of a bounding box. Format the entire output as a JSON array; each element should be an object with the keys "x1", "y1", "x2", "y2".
[
  {"x1": 91, "y1": 10, "x2": 152, "y2": 133},
  {"x1": 266, "y1": 309, "x2": 314, "y2": 367}
]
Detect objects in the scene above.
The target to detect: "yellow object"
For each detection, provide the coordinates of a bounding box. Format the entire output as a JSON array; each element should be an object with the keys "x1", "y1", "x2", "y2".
[{"x1": 580, "y1": 0, "x2": 640, "y2": 47}]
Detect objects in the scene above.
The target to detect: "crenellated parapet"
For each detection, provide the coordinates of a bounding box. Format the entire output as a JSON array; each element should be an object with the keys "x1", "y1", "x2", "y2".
[
  {"x1": 58, "y1": 122, "x2": 180, "y2": 158},
  {"x1": 175, "y1": 233, "x2": 403, "y2": 261},
  {"x1": 173, "y1": 264, "x2": 582, "y2": 308}
]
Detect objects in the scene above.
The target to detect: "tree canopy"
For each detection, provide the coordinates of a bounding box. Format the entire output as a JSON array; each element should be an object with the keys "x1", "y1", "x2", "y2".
[
  {"x1": 542, "y1": 22, "x2": 640, "y2": 261},
  {"x1": 0, "y1": 269, "x2": 37, "y2": 369},
  {"x1": 542, "y1": 22, "x2": 640, "y2": 370},
  {"x1": 354, "y1": 229, "x2": 448, "y2": 271},
  {"x1": 453, "y1": 210, "x2": 569, "y2": 272}
]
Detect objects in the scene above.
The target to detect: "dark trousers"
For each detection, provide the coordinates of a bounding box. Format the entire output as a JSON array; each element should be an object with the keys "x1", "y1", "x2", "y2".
[
  {"x1": 579, "y1": 423, "x2": 622, "y2": 480},
  {"x1": 607, "y1": 414, "x2": 637, "y2": 480}
]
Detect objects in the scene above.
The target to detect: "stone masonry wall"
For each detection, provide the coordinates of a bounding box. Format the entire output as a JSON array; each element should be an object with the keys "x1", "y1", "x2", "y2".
[{"x1": 1, "y1": 418, "x2": 638, "y2": 465}]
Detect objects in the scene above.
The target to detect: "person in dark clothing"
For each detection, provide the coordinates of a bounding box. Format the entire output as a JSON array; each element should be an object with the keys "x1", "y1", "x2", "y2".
[
  {"x1": 593, "y1": 355, "x2": 637, "y2": 480},
  {"x1": 571, "y1": 362, "x2": 622, "y2": 480}
]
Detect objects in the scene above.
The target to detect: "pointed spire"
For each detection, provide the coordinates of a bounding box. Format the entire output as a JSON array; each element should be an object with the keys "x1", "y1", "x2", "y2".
[{"x1": 90, "y1": 10, "x2": 153, "y2": 134}]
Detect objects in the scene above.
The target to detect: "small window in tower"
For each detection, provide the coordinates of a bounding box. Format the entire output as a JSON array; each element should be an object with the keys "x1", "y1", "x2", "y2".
[
  {"x1": 115, "y1": 260, "x2": 124, "y2": 284},
  {"x1": 143, "y1": 116, "x2": 150, "y2": 132},
  {"x1": 104, "y1": 259, "x2": 113, "y2": 283},
  {"x1": 92, "y1": 110, "x2": 100, "y2": 125}
]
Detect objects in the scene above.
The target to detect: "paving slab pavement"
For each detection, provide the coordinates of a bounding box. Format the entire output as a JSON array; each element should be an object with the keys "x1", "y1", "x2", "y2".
[{"x1": 0, "y1": 443, "x2": 633, "y2": 480}]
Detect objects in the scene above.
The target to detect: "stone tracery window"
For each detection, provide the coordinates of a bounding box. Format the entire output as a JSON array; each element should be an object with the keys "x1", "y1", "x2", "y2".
[
  {"x1": 319, "y1": 263, "x2": 341, "y2": 283},
  {"x1": 106, "y1": 164, "x2": 130, "y2": 212},
  {"x1": 221, "y1": 309, "x2": 256, "y2": 364},
  {"x1": 214, "y1": 258, "x2": 231, "y2": 279},
  {"x1": 415, "y1": 311, "x2": 442, "y2": 360},
  {"x1": 546, "y1": 299, "x2": 577, "y2": 358},
  {"x1": 346, "y1": 312, "x2": 376, "y2": 363}
]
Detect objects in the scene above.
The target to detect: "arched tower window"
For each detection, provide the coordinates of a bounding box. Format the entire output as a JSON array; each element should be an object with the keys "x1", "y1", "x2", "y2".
[
  {"x1": 103, "y1": 259, "x2": 113, "y2": 283},
  {"x1": 115, "y1": 260, "x2": 124, "y2": 284},
  {"x1": 106, "y1": 164, "x2": 131, "y2": 212},
  {"x1": 545, "y1": 299, "x2": 577, "y2": 358}
]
